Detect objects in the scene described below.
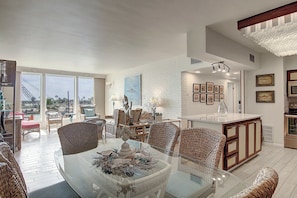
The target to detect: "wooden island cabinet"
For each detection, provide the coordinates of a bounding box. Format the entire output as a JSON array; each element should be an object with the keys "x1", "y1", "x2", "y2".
[{"x1": 179, "y1": 113, "x2": 262, "y2": 170}]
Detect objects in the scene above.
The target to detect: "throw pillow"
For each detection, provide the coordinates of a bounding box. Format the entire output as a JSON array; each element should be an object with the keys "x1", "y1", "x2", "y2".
[{"x1": 84, "y1": 108, "x2": 95, "y2": 117}]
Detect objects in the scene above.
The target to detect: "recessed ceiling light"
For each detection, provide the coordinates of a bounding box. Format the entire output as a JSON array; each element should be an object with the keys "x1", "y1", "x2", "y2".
[{"x1": 195, "y1": 71, "x2": 201, "y2": 73}]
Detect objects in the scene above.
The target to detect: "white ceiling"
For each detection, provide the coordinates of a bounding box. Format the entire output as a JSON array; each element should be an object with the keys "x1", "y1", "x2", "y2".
[{"x1": 0, "y1": 0, "x2": 295, "y2": 75}]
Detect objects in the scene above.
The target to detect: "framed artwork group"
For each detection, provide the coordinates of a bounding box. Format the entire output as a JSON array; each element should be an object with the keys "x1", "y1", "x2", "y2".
[
  {"x1": 255, "y1": 73, "x2": 275, "y2": 103},
  {"x1": 192, "y1": 82, "x2": 224, "y2": 105}
]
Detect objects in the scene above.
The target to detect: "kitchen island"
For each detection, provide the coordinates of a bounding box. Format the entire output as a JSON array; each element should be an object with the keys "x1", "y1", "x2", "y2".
[{"x1": 179, "y1": 113, "x2": 262, "y2": 170}]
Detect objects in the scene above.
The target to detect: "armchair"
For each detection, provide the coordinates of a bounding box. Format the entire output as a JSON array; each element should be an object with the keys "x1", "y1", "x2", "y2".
[
  {"x1": 45, "y1": 110, "x2": 63, "y2": 132},
  {"x1": 79, "y1": 105, "x2": 100, "y2": 120}
]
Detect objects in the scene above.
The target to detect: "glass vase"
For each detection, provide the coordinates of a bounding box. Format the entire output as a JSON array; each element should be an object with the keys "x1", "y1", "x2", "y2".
[{"x1": 218, "y1": 100, "x2": 228, "y2": 116}]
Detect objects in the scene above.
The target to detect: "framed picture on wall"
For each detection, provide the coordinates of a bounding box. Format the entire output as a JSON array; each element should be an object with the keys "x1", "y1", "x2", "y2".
[
  {"x1": 256, "y1": 91, "x2": 275, "y2": 103},
  {"x1": 219, "y1": 85, "x2": 224, "y2": 93},
  {"x1": 193, "y1": 83, "x2": 200, "y2": 92},
  {"x1": 214, "y1": 94, "x2": 220, "y2": 102},
  {"x1": 193, "y1": 93, "x2": 200, "y2": 102},
  {"x1": 214, "y1": 85, "x2": 219, "y2": 93},
  {"x1": 124, "y1": 74, "x2": 142, "y2": 105},
  {"x1": 220, "y1": 94, "x2": 224, "y2": 100},
  {"x1": 206, "y1": 82, "x2": 214, "y2": 93},
  {"x1": 206, "y1": 94, "x2": 214, "y2": 105},
  {"x1": 256, "y1": 74, "x2": 274, "y2": 87},
  {"x1": 200, "y1": 93, "x2": 206, "y2": 103},
  {"x1": 201, "y1": 84, "x2": 206, "y2": 93}
]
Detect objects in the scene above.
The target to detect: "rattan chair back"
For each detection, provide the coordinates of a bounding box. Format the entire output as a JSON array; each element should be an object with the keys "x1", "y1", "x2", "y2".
[
  {"x1": 58, "y1": 122, "x2": 98, "y2": 155},
  {"x1": 0, "y1": 142, "x2": 27, "y2": 197},
  {"x1": 148, "y1": 122, "x2": 180, "y2": 154},
  {"x1": 231, "y1": 167, "x2": 278, "y2": 198},
  {"x1": 0, "y1": 142, "x2": 79, "y2": 197},
  {"x1": 0, "y1": 162, "x2": 27, "y2": 198},
  {"x1": 180, "y1": 128, "x2": 226, "y2": 168}
]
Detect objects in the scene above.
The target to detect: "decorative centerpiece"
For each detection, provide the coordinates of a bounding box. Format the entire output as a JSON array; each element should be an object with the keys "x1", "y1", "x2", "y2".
[
  {"x1": 118, "y1": 126, "x2": 135, "y2": 157},
  {"x1": 93, "y1": 115, "x2": 156, "y2": 178},
  {"x1": 92, "y1": 142, "x2": 156, "y2": 177},
  {"x1": 92, "y1": 146, "x2": 156, "y2": 197}
]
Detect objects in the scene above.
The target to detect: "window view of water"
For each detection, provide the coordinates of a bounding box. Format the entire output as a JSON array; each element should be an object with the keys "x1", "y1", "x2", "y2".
[
  {"x1": 46, "y1": 75, "x2": 75, "y2": 113},
  {"x1": 21, "y1": 73, "x2": 94, "y2": 120},
  {"x1": 78, "y1": 77, "x2": 94, "y2": 105},
  {"x1": 21, "y1": 73, "x2": 41, "y2": 117}
]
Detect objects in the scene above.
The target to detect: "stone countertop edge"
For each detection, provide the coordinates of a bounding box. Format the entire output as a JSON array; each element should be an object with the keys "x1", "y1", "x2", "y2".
[{"x1": 178, "y1": 113, "x2": 262, "y2": 124}]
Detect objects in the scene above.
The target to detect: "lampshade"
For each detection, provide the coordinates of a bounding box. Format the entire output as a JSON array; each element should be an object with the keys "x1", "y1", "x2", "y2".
[
  {"x1": 150, "y1": 97, "x2": 161, "y2": 107},
  {"x1": 238, "y1": 2, "x2": 297, "y2": 57}
]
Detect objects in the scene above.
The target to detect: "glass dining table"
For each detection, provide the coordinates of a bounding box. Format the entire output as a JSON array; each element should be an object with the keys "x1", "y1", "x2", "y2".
[{"x1": 54, "y1": 138, "x2": 246, "y2": 198}]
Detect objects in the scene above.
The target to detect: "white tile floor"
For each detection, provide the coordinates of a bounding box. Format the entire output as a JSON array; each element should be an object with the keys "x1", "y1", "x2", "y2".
[{"x1": 14, "y1": 129, "x2": 64, "y2": 192}]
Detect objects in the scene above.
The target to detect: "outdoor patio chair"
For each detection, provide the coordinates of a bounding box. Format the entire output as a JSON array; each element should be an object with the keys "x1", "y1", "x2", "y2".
[
  {"x1": 45, "y1": 110, "x2": 63, "y2": 132},
  {"x1": 79, "y1": 104, "x2": 100, "y2": 120}
]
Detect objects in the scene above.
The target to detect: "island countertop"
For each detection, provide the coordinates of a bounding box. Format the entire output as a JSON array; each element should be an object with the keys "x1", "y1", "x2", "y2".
[{"x1": 178, "y1": 113, "x2": 262, "y2": 125}]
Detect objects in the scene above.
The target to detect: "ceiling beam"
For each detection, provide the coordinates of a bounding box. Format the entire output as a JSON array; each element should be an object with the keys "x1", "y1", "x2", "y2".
[{"x1": 238, "y1": 1, "x2": 297, "y2": 30}]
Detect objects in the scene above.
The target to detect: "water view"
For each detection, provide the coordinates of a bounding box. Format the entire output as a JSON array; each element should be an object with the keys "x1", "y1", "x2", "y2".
[{"x1": 21, "y1": 73, "x2": 94, "y2": 120}]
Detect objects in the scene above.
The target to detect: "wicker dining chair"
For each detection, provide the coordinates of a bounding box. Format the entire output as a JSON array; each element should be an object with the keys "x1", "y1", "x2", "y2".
[
  {"x1": 165, "y1": 128, "x2": 225, "y2": 198},
  {"x1": 0, "y1": 142, "x2": 80, "y2": 198},
  {"x1": 179, "y1": 127, "x2": 226, "y2": 168},
  {"x1": 230, "y1": 167, "x2": 279, "y2": 198},
  {"x1": 58, "y1": 122, "x2": 98, "y2": 155},
  {"x1": 0, "y1": 142, "x2": 27, "y2": 192},
  {"x1": 86, "y1": 118, "x2": 106, "y2": 140},
  {"x1": 148, "y1": 122, "x2": 180, "y2": 154},
  {"x1": 0, "y1": 162, "x2": 27, "y2": 198}
]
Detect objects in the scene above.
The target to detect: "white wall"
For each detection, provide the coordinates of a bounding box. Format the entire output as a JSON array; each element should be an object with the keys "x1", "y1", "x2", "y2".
[
  {"x1": 205, "y1": 28, "x2": 260, "y2": 69},
  {"x1": 106, "y1": 54, "x2": 240, "y2": 129},
  {"x1": 187, "y1": 27, "x2": 260, "y2": 70},
  {"x1": 245, "y1": 53, "x2": 284, "y2": 145},
  {"x1": 181, "y1": 72, "x2": 240, "y2": 116},
  {"x1": 105, "y1": 55, "x2": 211, "y2": 120}
]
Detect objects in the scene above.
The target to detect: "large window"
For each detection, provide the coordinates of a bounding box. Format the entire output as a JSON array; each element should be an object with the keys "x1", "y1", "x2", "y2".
[
  {"x1": 78, "y1": 77, "x2": 94, "y2": 105},
  {"x1": 20, "y1": 72, "x2": 96, "y2": 122},
  {"x1": 21, "y1": 73, "x2": 41, "y2": 120},
  {"x1": 46, "y1": 75, "x2": 75, "y2": 114}
]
